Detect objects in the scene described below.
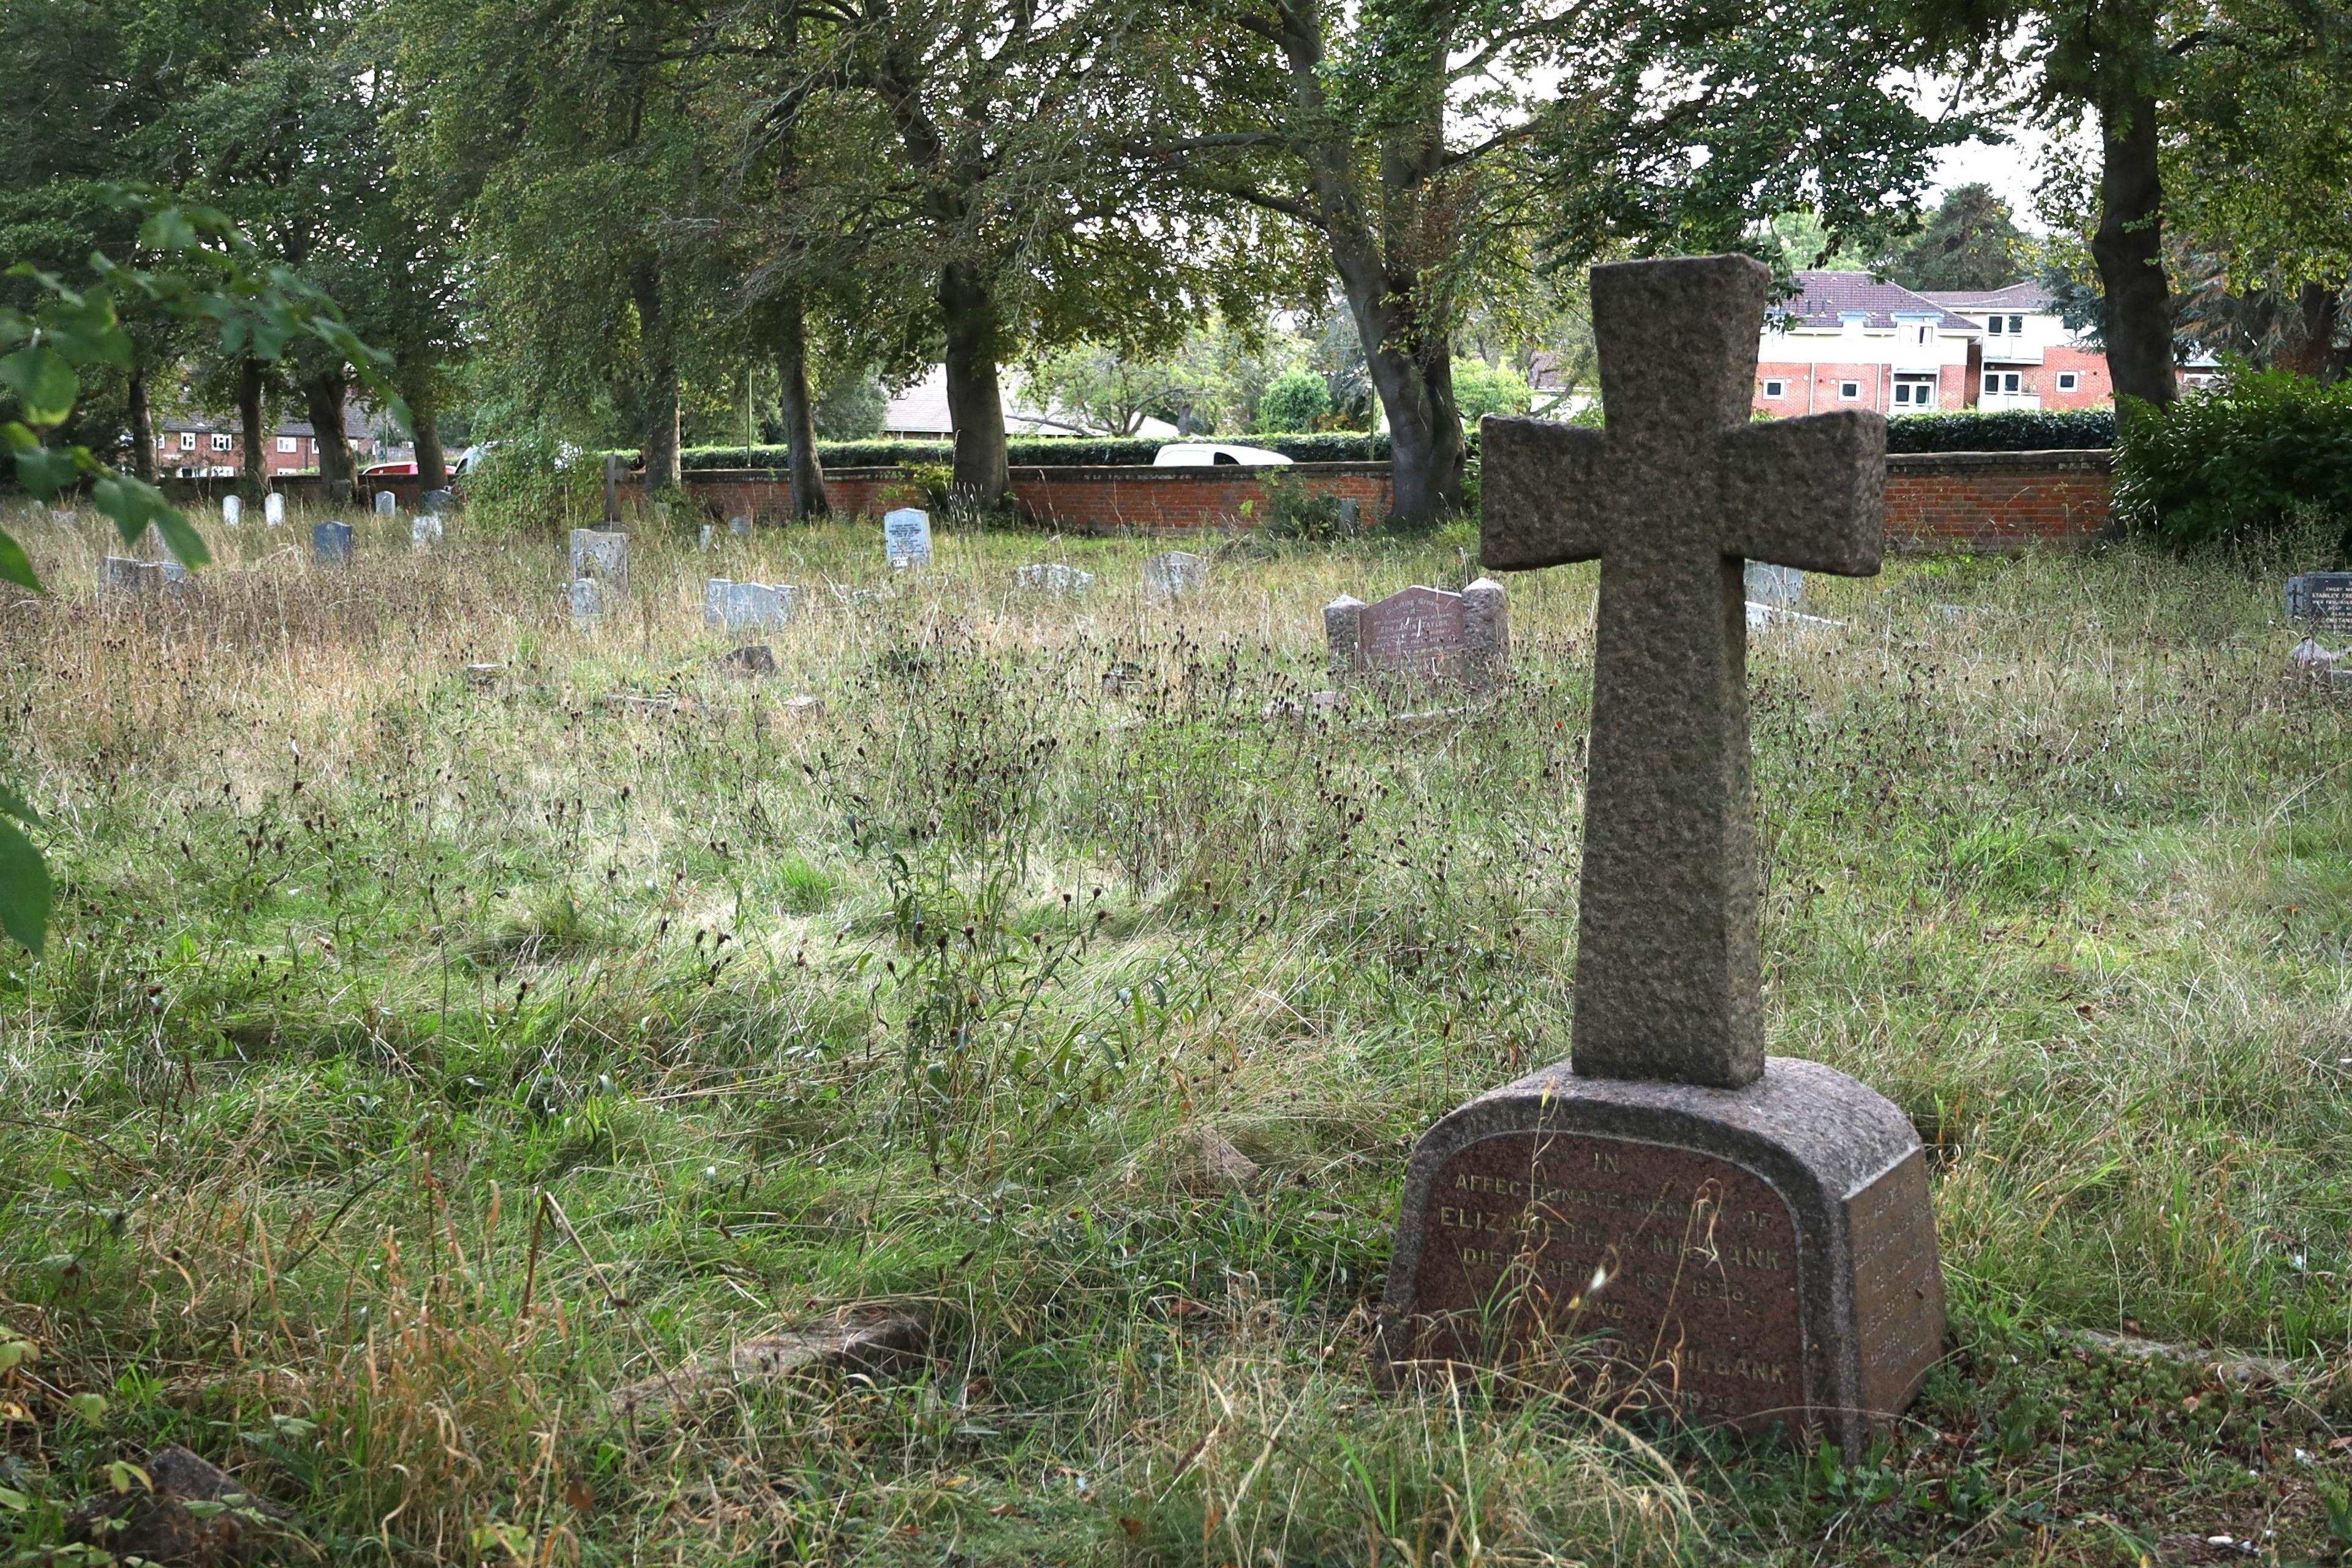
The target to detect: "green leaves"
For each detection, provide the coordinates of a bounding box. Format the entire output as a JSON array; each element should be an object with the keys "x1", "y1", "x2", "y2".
[
  {"x1": 92, "y1": 473, "x2": 208, "y2": 566},
  {"x1": 0, "y1": 345, "x2": 78, "y2": 426},
  {"x1": 0, "y1": 785, "x2": 49, "y2": 957}
]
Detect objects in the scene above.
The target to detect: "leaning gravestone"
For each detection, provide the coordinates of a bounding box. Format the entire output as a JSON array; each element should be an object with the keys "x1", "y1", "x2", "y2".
[
  {"x1": 1143, "y1": 551, "x2": 1208, "y2": 598},
  {"x1": 1376, "y1": 255, "x2": 1943, "y2": 1452},
  {"x1": 883, "y1": 508, "x2": 932, "y2": 569},
  {"x1": 374, "y1": 489, "x2": 397, "y2": 518},
  {"x1": 420, "y1": 489, "x2": 455, "y2": 514},
  {"x1": 704, "y1": 579, "x2": 799, "y2": 631},
  {"x1": 221, "y1": 495, "x2": 241, "y2": 528},
  {"x1": 1325, "y1": 580, "x2": 1508, "y2": 688},
  {"x1": 312, "y1": 520, "x2": 353, "y2": 563},
  {"x1": 264, "y1": 493, "x2": 285, "y2": 527},
  {"x1": 2285, "y1": 573, "x2": 2352, "y2": 631},
  {"x1": 570, "y1": 529, "x2": 630, "y2": 597}
]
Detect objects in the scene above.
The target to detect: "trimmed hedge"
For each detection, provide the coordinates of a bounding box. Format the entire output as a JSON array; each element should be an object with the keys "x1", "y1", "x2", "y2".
[
  {"x1": 1882, "y1": 409, "x2": 2113, "y2": 453},
  {"x1": 681, "y1": 431, "x2": 1395, "y2": 470}
]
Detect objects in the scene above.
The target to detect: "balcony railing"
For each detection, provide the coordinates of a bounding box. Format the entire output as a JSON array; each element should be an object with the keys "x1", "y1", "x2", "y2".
[{"x1": 1978, "y1": 391, "x2": 2043, "y2": 412}]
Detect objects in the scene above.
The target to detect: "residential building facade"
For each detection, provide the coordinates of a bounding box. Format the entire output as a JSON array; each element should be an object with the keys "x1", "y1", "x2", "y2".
[
  {"x1": 1754, "y1": 273, "x2": 2111, "y2": 418},
  {"x1": 151, "y1": 412, "x2": 391, "y2": 478}
]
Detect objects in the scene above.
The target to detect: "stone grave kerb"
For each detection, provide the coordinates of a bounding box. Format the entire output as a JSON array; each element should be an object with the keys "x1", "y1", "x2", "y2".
[{"x1": 1481, "y1": 254, "x2": 1882, "y2": 1090}]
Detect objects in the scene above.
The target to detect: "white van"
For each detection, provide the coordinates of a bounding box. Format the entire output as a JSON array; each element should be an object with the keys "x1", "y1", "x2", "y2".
[{"x1": 1152, "y1": 442, "x2": 1295, "y2": 467}]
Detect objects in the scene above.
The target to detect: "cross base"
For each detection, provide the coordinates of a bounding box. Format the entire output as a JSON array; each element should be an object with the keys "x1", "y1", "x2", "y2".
[{"x1": 1375, "y1": 1057, "x2": 1945, "y2": 1455}]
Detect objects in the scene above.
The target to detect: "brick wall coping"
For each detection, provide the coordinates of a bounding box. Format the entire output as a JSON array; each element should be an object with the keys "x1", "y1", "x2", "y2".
[
  {"x1": 1887, "y1": 448, "x2": 2113, "y2": 474},
  {"x1": 680, "y1": 460, "x2": 1392, "y2": 485}
]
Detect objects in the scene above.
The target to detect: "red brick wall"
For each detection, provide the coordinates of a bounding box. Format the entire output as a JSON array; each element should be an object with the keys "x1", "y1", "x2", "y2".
[
  {"x1": 677, "y1": 462, "x2": 1395, "y2": 533},
  {"x1": 1755, "y1": 361, "x2": 1966, "y2": 417},
  {"x1": 1884, "y1": 450, "x2": 2113, "y2": 552}
]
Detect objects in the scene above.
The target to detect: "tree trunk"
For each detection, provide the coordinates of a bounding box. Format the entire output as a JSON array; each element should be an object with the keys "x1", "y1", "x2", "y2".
[
  {"x1": 938, "y1": 262, "x2": 1009, "y2": 512},
  {"x1": 2277, "y1": 281, "x2": 2340, "y2": 381},
  {"x1": 629, "y1": 257, "x2": 682, "y2": 491},
  {"x1": 2093, "y1": 89, "x2": 2175, "y2": 407},
  {"x1": 236, "y1": 355, "x2": 268, "y2": 505},
  {"x1": 304, "y1": 369, "x2": 355, "y2": 502},
  {"x1": 127, "y1": 363, "x2": 155, "y2": 483},
  {"x1": 1334, "y1": 252, "x2": 1464, "y2": 526},
  {"x1": 409, "y1": 375, "x2": 447, "y2": 490},
  {"x1": 774, "y1": 300, "x2": 829, "y2": 519}
]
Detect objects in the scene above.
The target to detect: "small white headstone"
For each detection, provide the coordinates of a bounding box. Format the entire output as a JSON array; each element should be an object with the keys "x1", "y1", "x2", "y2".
[
  {"x1": 883, "y1": 508, "x2": 932, "y2": 568},
  {"x1": 1144, "y1": 551, "x2": 1208, "y2": 598},
  {"x1": 264, "y1": 493, "x2": 285, "y2": 527},
  {"x1": 569, "y1": 577, "x2": 606, "y2": 623},
  {"x1": 703, "y1": 578, "x2": 799, "y2": 631},
  {"x1": 729, "y1": 514, "x2": 753, "y2": 539},
  {"x1": 698, "y1": 524, "x2": 715, "y2": 551},
  {"x1": 374, "y1": 489, "x2": 397, "y2": 518},
  {"x1": 221, "y1": 495, "x2": 241, "y2": 528},
  {"x1": 411, "y1": 513, "x2": 443, "y2": 550},
  {"x1": 1014, "y1": 562, "x2": 1094, "y2": 595}
]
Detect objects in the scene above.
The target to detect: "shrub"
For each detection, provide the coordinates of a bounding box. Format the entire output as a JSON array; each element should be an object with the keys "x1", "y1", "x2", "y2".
[
  {"x1": 1255, "y1": 370, "x2": 1332, "y2": 434},
  {"x1": 1452, "y1": 360, "x2": 1532, "y2": 424},
  {"x1": 462, "y1": 433, "x2": 603, "y2": 532},
  {"x1": 2114, "y1": 369, "x2": 2352, "y2": 545},
  {"x1": 1883, "y1": 409, "x2": 2114, "y2": 452}
]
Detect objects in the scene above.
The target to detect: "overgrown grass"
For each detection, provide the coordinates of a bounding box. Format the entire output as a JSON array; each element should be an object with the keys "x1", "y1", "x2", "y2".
[{"x1": 2, "y1": 497, "x2": 2351, "y2": 1564}]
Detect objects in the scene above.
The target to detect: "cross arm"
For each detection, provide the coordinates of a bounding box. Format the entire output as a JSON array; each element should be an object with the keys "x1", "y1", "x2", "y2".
[
  {"x1": 1479, "y1": 415, "x2": 1611, "y2": 570},
  {"x1": 1714, "y1": 410, "x2": 1886, "y2": 576}
]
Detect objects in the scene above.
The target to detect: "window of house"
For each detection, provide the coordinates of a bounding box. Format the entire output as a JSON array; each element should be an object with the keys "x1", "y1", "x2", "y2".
[
  {"x1": 276, "y1": 435, "x2": 297, "y2": 453},
  {"x1": 1838, "y1": 380, "x2": 1861, "y2": 400},
  {"x1": 1986, "y1": 316, "x2": 2003, "y2": 335},
  {"x1": 179, "y1": 432, "x2": 196, "y2": 450},
  {"x1": 1983, "y1": 372, "x2": 2022, "y2": 395},
  {"x1": 1762, "y1": 379, "x2": 1786, "y2": 399},
  {"x1": 1893, "y1": 381, "x2": 1936, "y2": 409},
  {"x1": 210, "y1": 432, "x2": 232, "y2": 451},
  {"x1": 2007, "y1": 315, "x2": 2025, "y2": 334},
  {"x1": 1917, "y1": 326, "x2": 1932, "y2": 345},
  {"x1": 2056, "y1": 372, "x2": 2079, "y2": 391}
]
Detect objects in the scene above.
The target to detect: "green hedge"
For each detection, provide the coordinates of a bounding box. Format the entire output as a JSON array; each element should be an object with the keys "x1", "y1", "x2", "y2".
[
  {"x1": 2114, "y1": 371, "x2": 2352, "y2": 544},
  {"x1": 680, "y1": 431, "x2": 1395, "y2": 470},
  {"x1": 1882, "y1": 409, "x2": 2114, "y2": 453}
]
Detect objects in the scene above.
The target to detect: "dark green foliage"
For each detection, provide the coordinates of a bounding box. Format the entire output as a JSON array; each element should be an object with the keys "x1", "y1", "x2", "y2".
[
  {"x1": 1883, "y1": 184, "x2": 2027, "y2": 292},
  {"x1": 1253, "y1": 369, "x2": 1331, "y2": 434},
  {"x1": 2114, "y1": 369, "x2": 2352, "y2": 543},
  {"x1": 1884, "y1": 410, "x2": 2115, "y2": 453}
]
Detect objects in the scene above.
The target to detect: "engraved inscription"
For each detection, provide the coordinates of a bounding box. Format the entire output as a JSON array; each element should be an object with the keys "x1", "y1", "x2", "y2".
[
  {"x1": 1409, "y1": 1131, "x2": 1806, "y2": 1429},
  {"x1": 1847, "y1": 1150, "x2": 1946, "y2": 1413},
  {"x1": 1359, "y1": 586, "x2": 1469, "y2": 678}
]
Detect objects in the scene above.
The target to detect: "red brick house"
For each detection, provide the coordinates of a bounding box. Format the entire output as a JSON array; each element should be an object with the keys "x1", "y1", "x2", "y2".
[
  {"x1": 1755, "y1": 273, "x2": 2113, "y2": 418},
  {"x1": 153, "y1": 411, "x2": 390, "y2": 478}
]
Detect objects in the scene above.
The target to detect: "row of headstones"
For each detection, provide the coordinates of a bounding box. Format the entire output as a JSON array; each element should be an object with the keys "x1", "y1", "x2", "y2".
[{"x1": 699, "y1": 551, "x2": 1212, "y2": 633}]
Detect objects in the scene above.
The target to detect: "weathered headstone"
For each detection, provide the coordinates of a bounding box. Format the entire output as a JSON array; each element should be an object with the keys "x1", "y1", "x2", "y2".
[
  {"x1": 569, "y1": 577, "x2": 606, "y2": 623},
  {"x1": 99, "y1": 556, "x2": 188, "y2": 601},
  {"x1": 703, "y1": 578, "x2": 799, "y2": 630},
  {"x1": 264, "y1": 492, "x2": 285, "y2": 527},
  {"x1": 1014, "y1": 562, "x2": 1094, "y2": 595},
  {"x1": 312, "y1": 520, "x2": 353, "y2": 564},
  {"x1": 1325, "y1": 579, "x2": 1507, "y2": 688},
  {"x1": 1143, "y1": 551, "x2": 1208, "y2": 598},
  {"x1": 883, "y1": 507, "x2": 932, "y2": 569},
  {"x1": 570, "y1": 529, "x2": 630, "y2": 596},
  {"x1": 420, "y1": 489, "x2": 456, "y2": 514},
  {"x1": 2286, "y1": 573, "x2": 2352, "y2": 630},
  {"x1": 221, "y1": 495, "x2": 241, "y2": 528},
  {"x1": 729, "y1": 514, "x2": 753, "y2": 539},
  {"x1": 698, "y1": 524, "x2": 716, "y2": 551},
  {"x1": 715, "y1": 644, "x2": 776, "y2": 677},
  {"x1": 411, "y1": 513, "x2": 443, "y2": 550},
  {"x1": 1376, "y1": 255, "x2": 1943, "y2": 1451},
  {"x1": 374, "y1": 489, "x2": 397, "y2": 518},
  {"x1": 603, "y1": 454, "x2": 623, "y2": 527},
  {"x1": 1339, "y1": 497, "x2": 1363, "y2": 532},
  {"x1": 1745, "y1": 562, "x2": 1805, "y2": 609}
]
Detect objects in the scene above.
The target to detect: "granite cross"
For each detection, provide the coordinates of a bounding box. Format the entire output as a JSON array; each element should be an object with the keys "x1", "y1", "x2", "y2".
[{"x1": 1480, "y1": 254, "x2": 1885, "y2": 1090}]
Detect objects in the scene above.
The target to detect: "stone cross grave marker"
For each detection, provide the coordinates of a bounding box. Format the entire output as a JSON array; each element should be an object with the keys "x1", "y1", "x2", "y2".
[
  {"x1": 221, "y1": 495, "x2": 241, "y2": 528},
  {"x1": 374, "y1": 489, "x2": 397, "y2": 518},
  {"x1": 264, "y1": 492, "x2": 285, "y2": 527},
  {"x1": 570, "y1": 529, "x2": 630, "y2": 597},
  {"x1": 704, "y1": 579, "x2": 799, "y2": 631},
  {"x1": 312, "y1": 520, "x2": 353, "y2": 564},
  {"x1": 883, "y1": 507, "x2": 932, "y2": 569},
  {"x1": 1377, "y1": 255, "x2": 1943, "y2": 1452},
  {"x1": 1324, "y1": 580, "x2": 1507, "y2": 689},
  {"x1": 2286, "y1": 573, "x2": 2352, "y2": 631},
  {"x1": 1143, "y1": 551, "x2": 1208, "y2": 598}
]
